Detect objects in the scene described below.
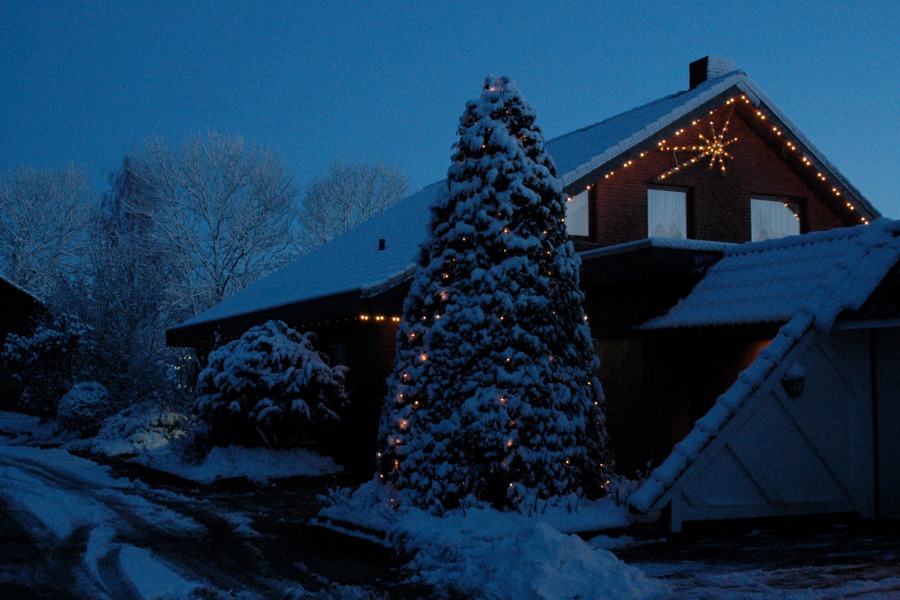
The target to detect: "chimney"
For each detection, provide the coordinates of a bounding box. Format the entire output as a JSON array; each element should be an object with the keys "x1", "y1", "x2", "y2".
[
  {"x1": 378, "y1": 238, "x2": 386, "y2": 251},
  {"x1": 689, "y1": 56, "x2": 736, "y2": 89}
]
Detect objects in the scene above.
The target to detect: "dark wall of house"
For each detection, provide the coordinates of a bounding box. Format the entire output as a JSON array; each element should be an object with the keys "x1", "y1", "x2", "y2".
[
  {"x1": 0, "y1": 280, "x2": 43, "y2": 410},
  {"x1": 598, "y1": 334, "x2": 770, "y2": 475},
  {"x1": 303, "y1": 319, "x2": 400, "y2": 478},
  {"x1": 581, "y1": 108, "x2": 851, "y2": 248}
]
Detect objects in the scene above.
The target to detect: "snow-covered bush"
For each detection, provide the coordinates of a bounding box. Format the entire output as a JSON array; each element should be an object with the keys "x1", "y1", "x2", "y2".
[
  {"x1": 194, "y1": 320, "x2": 348, "y2": 450},
  {"x1": 81, "y1": 400, "x2": 188, "y2": 456},
  {"x1": 2, "y1": 312, "x2": 93, "y2": 420},
  {"x1": 57, "y1": 381, "x2": 115, "y2": 437},
  {"x1": 377, "y1": 76, "x2": 612, "y2": 512}
]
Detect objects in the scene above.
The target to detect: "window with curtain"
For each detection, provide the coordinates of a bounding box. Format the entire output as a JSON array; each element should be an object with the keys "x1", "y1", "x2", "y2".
[
  {"x1": 751, "y1": 198, "x2": 800, "y2": 241},
  {"x1": 566, "y1": 189, "x2": 590, "y2": 237},
  {"x1": 647, "y1": 188, "x2": 687, "y2": 239}
]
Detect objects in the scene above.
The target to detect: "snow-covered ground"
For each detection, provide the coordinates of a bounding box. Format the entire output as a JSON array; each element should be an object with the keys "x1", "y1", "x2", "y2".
[
  {"x1": 0, "y1": 411, "x2": 361, "y2": 598},
  {"x1": 0, "y1": 439, "x2": 210, "y2": 597},
  {"x1": 3, "y1": 410, "x2": 900, "y2": 599},
  {"x1": 606, "y1": 527, "x2": 900, "y2": 599}
]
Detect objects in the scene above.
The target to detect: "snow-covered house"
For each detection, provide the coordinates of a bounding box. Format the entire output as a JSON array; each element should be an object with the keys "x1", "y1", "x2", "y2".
[
  {"x1": 628, "y1": 220, "x2": 900, "y2": 530},
  {"x1": 166, "y1": 56, "x2": 883, "y2": 478},
  {"x1": 0, "y1": 274, "x2": 45, "y2": 407}
]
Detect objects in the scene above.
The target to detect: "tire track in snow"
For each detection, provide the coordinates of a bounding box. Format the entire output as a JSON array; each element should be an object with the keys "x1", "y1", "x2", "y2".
[{"x1": 0, "y1": 444, "x2": 271, "y2": 597}]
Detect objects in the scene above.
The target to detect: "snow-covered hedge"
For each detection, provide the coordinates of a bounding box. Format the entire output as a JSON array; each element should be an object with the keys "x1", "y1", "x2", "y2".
[
  {"x1": 194, "y1": 320, "x2": 348, "y2": 450},
  {"x1": 57, "y1": 381, "x2": 115, "y2": 437}
]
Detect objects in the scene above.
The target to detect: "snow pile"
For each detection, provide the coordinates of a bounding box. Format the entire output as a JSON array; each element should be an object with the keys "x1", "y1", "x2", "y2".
[
  {"x1": 71, "y1": 401, "x2": 344, "y2": 484},
  {"x1": 0, "y1": 411, "x2": 44, "y2": 437},
  {"x1": 319, "y1": 481, "x2": 656, "y2": 599},
  {"x1": 77, "y1": 401, "x2": 188, "y2": 457},
  {"x1": 404, "y1": 515, "x2": 662, "y2": 600},
  {"x1": 137, "y1": 444, "x2": 342, "y2": 484}
]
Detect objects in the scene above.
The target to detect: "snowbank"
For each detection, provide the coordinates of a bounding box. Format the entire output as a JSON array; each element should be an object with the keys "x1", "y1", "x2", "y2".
[
  {"x1": 71, "y1": 402, "x2": 344, "y2": 484},
  {"x1": 136, "y1": 444, "x2": 342, "y2": 484},
  {"x1": 401, "y1": 511, "x2": 663, "y2": 599},
  {"x1": 319, "y1": 481, "x2": 662, "y2": 599}
]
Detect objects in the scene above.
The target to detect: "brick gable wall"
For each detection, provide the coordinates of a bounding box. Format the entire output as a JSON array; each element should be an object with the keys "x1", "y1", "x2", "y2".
[{"x1": 577, "y1": 110, "x2": 849, "y2": 248}]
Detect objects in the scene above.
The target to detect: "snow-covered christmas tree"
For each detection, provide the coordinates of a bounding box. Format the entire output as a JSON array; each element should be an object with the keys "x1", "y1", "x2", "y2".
[{"x1": 377, "y1": 76, "x2": 612, "y2": 512}]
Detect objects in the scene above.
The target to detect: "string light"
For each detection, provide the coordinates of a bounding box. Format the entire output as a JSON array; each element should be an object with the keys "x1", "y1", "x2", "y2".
[
  {"x1": 359, "y1": 314, "x2": 403, "y2": 323},
  {"x1": 657, "y1": 109, "x2": 738, "y2": 179},
  {"x1": 577, "y1": 94, "x2": 867, "y2": 225}
]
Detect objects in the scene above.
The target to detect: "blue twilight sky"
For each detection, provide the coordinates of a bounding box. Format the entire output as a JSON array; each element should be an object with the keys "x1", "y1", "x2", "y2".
[{"x1": 1, "y1": 1, "x2": 898, "y2": 215}]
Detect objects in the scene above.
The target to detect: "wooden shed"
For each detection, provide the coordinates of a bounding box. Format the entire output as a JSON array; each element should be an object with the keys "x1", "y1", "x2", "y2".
[{"x1": 629, "y1": 220, "x2": 900, "y2": 530}]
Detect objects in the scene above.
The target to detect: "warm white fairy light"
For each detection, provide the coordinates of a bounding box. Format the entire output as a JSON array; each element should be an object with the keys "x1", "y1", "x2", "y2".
[
  {"x1": 575, "y1": 94, "x2": 867, "y2": 225},
  {"x1": 359, "y1": 314, "x2": 402, "y2": 323},
  {"x1": 657, "y1": 110, "x2": 738, "y2": 179}
]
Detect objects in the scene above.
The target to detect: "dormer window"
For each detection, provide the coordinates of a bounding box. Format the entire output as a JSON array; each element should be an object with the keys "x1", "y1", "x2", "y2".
[
  {"x1": 648, "y1": 188, "x2": 687, "y2": 239},
  {"x1": 566, "y1": 189, "x2": 590, "y2": 237},
  {"x1": 751, "y1": 197, "x2": 800, "y2": 241}
]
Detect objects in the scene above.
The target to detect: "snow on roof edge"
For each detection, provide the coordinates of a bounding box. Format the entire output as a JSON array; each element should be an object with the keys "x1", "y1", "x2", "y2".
[
  {"x1": 579, "y1": 237, "x2": 732, "y2": 261},
  {"x1": 628, "y1": 219, "x2": 900, "y2": 515},
  {"x1": 559, "y1": 72, "x2": 747, "y2": 187}
]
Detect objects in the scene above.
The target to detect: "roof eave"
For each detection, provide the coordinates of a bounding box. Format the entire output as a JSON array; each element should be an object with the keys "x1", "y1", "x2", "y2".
[
  {"x1": 165, "y1": 289, "x2": 365, "y2": 348},
  {"x1": 733, "y1": 79, "x2": 879, "y2": 221}
]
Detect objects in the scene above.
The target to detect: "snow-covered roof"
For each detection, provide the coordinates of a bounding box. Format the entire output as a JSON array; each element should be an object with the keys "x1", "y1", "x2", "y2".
[
  {"x1": 0, "y1": 272, "x2": 42, "y2": 304},
  {"x1": 641, "y1": 224, "x2": 899, "y2": 329},
  {"x1": 629, "y1": 218, "x2": 900, "y2": 515},
  {"x1": 171, "y1": 66, "x2": 873, "y2": 334},
  {"x1": 176, "y1": 182, "x2": 442, "y2": 329}
]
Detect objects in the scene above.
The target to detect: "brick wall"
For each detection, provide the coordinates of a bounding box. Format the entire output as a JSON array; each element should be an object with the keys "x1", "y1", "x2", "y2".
[{"x1": 581, "y1": 109, "x2": 848, "y2": 247}]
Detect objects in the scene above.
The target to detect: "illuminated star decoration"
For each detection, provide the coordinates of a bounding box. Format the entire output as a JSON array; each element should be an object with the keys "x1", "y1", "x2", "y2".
[{"x1": 657, "y1": 110, "x2": 738, "y2": 181}]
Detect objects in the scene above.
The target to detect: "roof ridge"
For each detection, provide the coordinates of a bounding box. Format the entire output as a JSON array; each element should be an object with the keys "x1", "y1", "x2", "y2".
[{"x1": 546, "y1": 69, "x2": 745, "y2": 148}]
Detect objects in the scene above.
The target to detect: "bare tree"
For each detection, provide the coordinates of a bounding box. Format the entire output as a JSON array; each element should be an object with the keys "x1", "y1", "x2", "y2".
[
  {"x1": 122, "y1": 132, "x2": 297, "y2": 320},
  {"x1": 298, "y1": 160, "x2": 409, "y2": 252},
  {"x1": 0, "y1": 164, "x2": 94, "y2": 297}
]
